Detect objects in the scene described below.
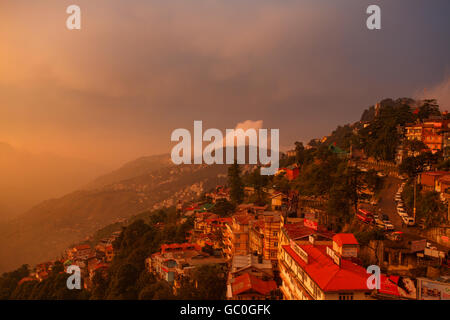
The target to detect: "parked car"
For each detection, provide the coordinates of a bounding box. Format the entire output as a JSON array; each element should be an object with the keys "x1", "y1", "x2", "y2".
[
  {"x1": 398, "y1": 211, "x2": 408, "y2": 218},
  {"x1": 402, "y1": 216, "x2": 415, "y2": 226},
  {"x1": 384, "y1": 222, "x2": 394, "y2": 231},
  {"x1": 387, "y1": 231, "x2": 403, "y2": 241},
  {"x1": 375, "y1": 219, "x2": 385, "y2": 229},
  {"x1": 398, "y1": 212, "x2": 408, "y2": 218}
]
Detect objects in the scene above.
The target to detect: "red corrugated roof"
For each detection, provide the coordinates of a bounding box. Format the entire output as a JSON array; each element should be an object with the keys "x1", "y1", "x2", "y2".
[
  {"x1": 333, "y1": 233, "x2": 359, "y2": 247},
  {"x1": 439, "y1": 175, "x2": 450, "y2": 183},
  {"x1": 232, "y1": 273, "x2": 277, "y2": 296},
  {"x1": 421, "y1": 171, "x2": 449, "y2": 177},
  {"x1": 233, "y1": 214, "x2": 253, "y2": 225},
  {"x1": 161, "y1": 243, "x2": 201, "y2": 253},
  {"x1": 75, "y1": 244, "x2": 91, "y2": 251},
  {"x1": 282, "y1": 244, "x2": 368, "y2": 292},
  {"x1": 283, "y1": 222, "x2": 334, "y2": 240}
]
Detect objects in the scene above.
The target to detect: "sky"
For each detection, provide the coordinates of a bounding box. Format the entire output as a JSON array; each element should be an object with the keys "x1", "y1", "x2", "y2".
[{"x1": 0, "y1": 0, "x2": 449, "y2": 168}]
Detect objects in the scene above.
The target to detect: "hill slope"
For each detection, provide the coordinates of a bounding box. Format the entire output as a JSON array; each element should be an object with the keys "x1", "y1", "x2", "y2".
[
  {"x1": 0, "y1": 158, "x2": 228, "y2": 272},
  {"x1": 86, "y1": 154, "x2": 171, "y2": 189}
]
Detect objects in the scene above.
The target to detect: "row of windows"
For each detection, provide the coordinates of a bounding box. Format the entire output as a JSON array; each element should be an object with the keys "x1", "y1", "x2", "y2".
[
  {"x1": 339, "y1": 293, "x2": 354, "y2": 300},
  {"x1": 281, "y1": 250, "x2": 321, "y2": 299}
]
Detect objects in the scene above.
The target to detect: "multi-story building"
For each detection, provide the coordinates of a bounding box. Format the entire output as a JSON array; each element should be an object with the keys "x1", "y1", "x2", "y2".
[
  {"x1": 146, "y1": 243, "x2": 227, "y2": 288},
  {"x1": 224, "y1": 214, "x2": 253, "y2": 259},
  {"x1": 405, "y1": 123, "x2": 424, "y2": 142},
  {"x1": 232, "y1": 211, "x2": 282, "y2": 264},
  {"x1": 419, "y1": 171, "x2": 449, "y2": 192},
  {"x1": 66, "y1": 244, "x2": 92, "y2": 261},
  {"x1": 226, "y1": 254, "x2": 276, "y2": 300},
  {"x1": 249, "y1": 220, "x2": 265, "y2": 257},
  {"x1": 405, "y1": 119, "x2": 450, "y2": 153},
  {"x1": 228, "y1": 254, "x2": 274, "y2": 281},
  {"x1": 279, "y1": 233, "x2": 373, "y2": 300},
  {"x1": 95, "y1": 242, "x2": 115, "y2": 262},
  {"x1": 262, "y1": 212, "x2": 282, "y2": 262},
  {"x1": 270, "y1": 192, "x2": 288, "y2": 211}
]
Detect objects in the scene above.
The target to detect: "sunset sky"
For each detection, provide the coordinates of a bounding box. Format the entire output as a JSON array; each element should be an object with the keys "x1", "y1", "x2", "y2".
[{"x1": 1, "y1": 0, "x2": 449, "y2": 167}]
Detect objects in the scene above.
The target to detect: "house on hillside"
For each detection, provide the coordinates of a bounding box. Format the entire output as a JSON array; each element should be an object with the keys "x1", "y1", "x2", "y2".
[
  {"x1": 146, "y1": 243, "x2": 227, "y2": 290},
  {"x1": 419, "y1": 171, "x2": 449, "y2": 192},
  {"x1": 228, "y1": 273, "x2": 278, "y2": 300}
]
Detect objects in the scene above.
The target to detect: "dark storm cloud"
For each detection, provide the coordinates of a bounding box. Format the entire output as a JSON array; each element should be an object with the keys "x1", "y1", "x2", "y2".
[{"x1": 0, "y1": 0, "x2": 448, "y2": 165}]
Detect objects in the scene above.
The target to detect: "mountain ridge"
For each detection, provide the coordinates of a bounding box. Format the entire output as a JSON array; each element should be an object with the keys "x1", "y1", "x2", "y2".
[{"x1": 0, "y1": 155, "x2": 229, "y2": 272}]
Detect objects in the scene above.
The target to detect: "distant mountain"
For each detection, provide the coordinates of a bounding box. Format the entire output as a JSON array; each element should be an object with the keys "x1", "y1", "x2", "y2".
[
  {"x1": 0, "y1": 142, "x2": 107, "y2": 221},
  {"x1": 86, "y1": 154, "x2": 172, "y2": 189},
  {"x1": 0, "y1": 156, "x2": 230, "y2": 272}
]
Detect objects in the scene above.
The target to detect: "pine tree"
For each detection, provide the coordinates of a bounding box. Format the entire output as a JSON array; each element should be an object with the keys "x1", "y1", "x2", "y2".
[{"x1": 228, "y1": 162, "x2": 244, "y2": 204}]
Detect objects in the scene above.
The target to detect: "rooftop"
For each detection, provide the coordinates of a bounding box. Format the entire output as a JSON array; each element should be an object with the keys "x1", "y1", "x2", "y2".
[
  {"x1": 333, "y1": 234, "x2": 359, "y2": 247},
  {"x1": 283, "y1": 222, "x2": 334, "y2": 241},
  {"x1": 231, "y1": 254, "x2": 273, "y2": 273},
  {"x1": 231, "y1": 273, "x2": 277, "y2": 296},
  {"x1": 282, "y1": 244, "x2": 369, "y2": 292},
  {"x1": 160, "y1": 243, "x2": 201, "y2": 253},
  {"x1": 421, "y1": 171, "x2": 449, "y2": 177}
]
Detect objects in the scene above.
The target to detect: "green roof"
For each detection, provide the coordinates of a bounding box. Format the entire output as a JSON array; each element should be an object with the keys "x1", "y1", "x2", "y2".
[
  {"x1": 194, "y1": 203, "x2": 215, "y2": 212},
  {"x1": 64, "y1": 260, "x2": 72, "y2": 266},
  {"x1": 329, "y1": 144, "x2": 348, "y2": 154}
]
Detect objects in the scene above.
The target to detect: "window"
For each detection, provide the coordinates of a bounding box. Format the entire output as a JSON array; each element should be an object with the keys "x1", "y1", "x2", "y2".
[
  {"x1": 273, "y1": 231, "x2": 278, "y2": 237},
  {"x1": 298, "y1": 269, "x2": 305, "y2": 282},
  {"x1": 274, "y1": 242, "x2": 278, "y2": 247},
  {"x1": 339, "y1": 293, "x2": 354, "y2": 300}
]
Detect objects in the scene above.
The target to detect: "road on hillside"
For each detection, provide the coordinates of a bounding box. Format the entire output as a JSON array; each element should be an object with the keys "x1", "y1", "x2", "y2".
[
  {"x1": 375, "y1": 176, "x2": 407, "y2": 232},
  {"x1": 374, "y1": 176, "x2": 449, "y2": 252}
]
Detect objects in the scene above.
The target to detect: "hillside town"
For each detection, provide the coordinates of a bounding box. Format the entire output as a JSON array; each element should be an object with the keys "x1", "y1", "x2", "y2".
[{"x1": 3, "y1": 99, "x2": 450, "y2": 300}]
